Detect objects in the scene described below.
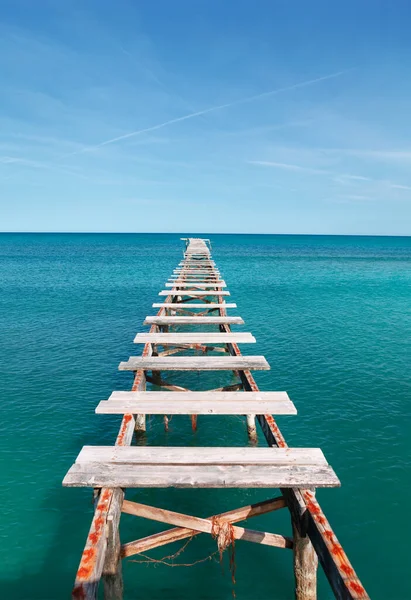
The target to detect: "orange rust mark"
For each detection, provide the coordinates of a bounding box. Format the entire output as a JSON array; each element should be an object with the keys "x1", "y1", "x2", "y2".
[
  {"x1": 88, "y1": 531, "x2": 99, "y2": 545},
  {"x1": 82, "y1": 548, "x2": 95, "y2": 563},
  {"x1": 76, "y1": 548, "x2": 96, "y2": 579},
  {"x1": 340, "y1": 563, "x2": 355, "y2": 577},
  {"x1": 264, "y1": 415, "x2": 287, "y2": 447},
  {"x1": 99, "y1": 488, "x2": 111, "y2": 503},
  {"x1": 348, "y1": 580, "x2": 366, "y2": 595},
  {"x1": 305, "y1": 498, "x2": 321, "y2": 516},
  {"x1": 117, "y1": 413, "x2": 133, "y2": 445},
  {"x1": 77, "y1": 566, "x2": 92, "y2": 579},
  {"x1": 304, "y1": 493, "x2": 329, "y2": 527},
  {"x1": 324, "y1": 530, "x2": 336, "y2": 542},
  {"x1": 330, "y1": 542, "x2": 346, "y2": 561}
]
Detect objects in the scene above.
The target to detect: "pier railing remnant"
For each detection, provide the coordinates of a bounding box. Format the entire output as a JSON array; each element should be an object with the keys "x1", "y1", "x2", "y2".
[{"x1": 64, "y1": 237, "x2": 369, "y2": 600}]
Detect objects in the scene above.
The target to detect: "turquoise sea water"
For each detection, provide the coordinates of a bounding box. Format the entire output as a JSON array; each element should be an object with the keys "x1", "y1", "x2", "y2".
[{"x1": 1, "y1": 233, "x2": 410, "y2": 600}]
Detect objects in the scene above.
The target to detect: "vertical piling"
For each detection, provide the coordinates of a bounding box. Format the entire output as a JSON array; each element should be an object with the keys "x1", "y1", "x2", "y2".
[
  {"x1": 246, "y1": 413, "x2": 258, "y2": 443},
  {"x1": 103, "y1": 489, "x2": 124, "y2": 600},
  {"x1": 292, "y1": 498, "x2": 318, "y2": 600}
]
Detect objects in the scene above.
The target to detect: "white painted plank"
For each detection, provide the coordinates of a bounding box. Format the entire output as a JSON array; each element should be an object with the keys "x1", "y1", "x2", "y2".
[
  {"x1": 159, "y1": 290, "x2": 230, "y2": 296},
  {"x1": 152, "y1": 303, "x2": 237, "y2": 308},
  {"x1": 96, "y1": 390, "x2": 296, "y2": 415},
  {"x1": 179, "y1": 262, "x2": 215, "y2": 267},
  {"x1": 96, "y1": 399, "x2": 294, "y2": 415},
  {"x1": 119, "y1": 356, "x2": 270, "y2": 371},
  {"x1": 133, "y1": 332, "x2": 255, "y2": 344},
  {"x1": 76, "y1": 446, "x2": 327, "y2": 466},
  {"x1": 144, "y1": 316, "x2": 243, "y2": 324},
  {"x1": 63, "y1": 464, "x2": 340, "y2": 488},
  {"x1": 170, "y1": 276, "x2": 220, "y2": 279},
  {"x1": 165, "y1": 282, "x2": 227, "y2": 288}
]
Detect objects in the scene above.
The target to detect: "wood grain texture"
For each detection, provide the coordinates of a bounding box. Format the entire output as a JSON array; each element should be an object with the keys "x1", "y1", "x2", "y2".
[
  {"x1": 121, "y1": 496, "x2": 286, "y2": 557},
  {"x1": 119, "y1": 355, "x2": 270, "y2": 371},
  {"x1": 133, "y1": 332, "x2": 255, "y2": 344},
  {"x1": 159, "y1": 290, "x2": 230, "y2": 296},
  {"x1": 152, "y1": 303, "x2": 237, "y2": 308},
  {"x1": 121, "y1": 500, "x2": 292, "y2": 549},
  {"x1": 158, "y1": 289, "x2": 230, "y2": 297},
  {"x1": 63, "y1": 463, "x2": 340, "y2": 488},
  {"x1": 165, "y1": 282, "x2": 227, "y2": 288},
  {"x1": 96, "y1": 390, "x2": 296, "y2": 415},
  {"x1": 144, "y1": 315, "x2": 243, "y2": 324},
  {"x1": 75, "y1": 446, "x2": 328, "y2": 466}
]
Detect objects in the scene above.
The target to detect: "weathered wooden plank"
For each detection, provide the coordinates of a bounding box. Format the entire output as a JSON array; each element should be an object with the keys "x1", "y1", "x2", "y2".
[
  {"x1": 96, "y1": 400, "x2": 295, "y2": 415},
  {"x1": 159, "y1": 290, "x2": 230, "y2": 296},
  {"x1": 152, "y1": 302, "x2": 237, "y2": 308},
  {"x1": 96, "y1": 390, "x2": 296, "y2": 415},
  {"x1": 134, "y1": 332, "x2": 255, "y2": 344},
  {"x1": 119, "y1": 355, "x2": 269, "y2": 371},
  {"x1": 121, "y1": 500, "x2": 292, "y2": 549},
  {"x1": 63, "y1": 463, "x2": 340, "y2": 489},
  {"x1": 76, "y1": 446, "x2": 326, "y2": 466},
  {"x1": 144, "y1": 315, "x2": 243, "y2": 324},
  {"x1": 169, "y1": 278, "x2": 222, "y2": 283},
  {"x1": 173, "y1": 273, "x2": 220, "y2": 277},
  {"x1": 173, "y1": 269, "x2": 220, "y2": 273},
  {"x1": 167, "y1": 276, "x2": 227, "y2": 287},
  {"x1": 179, "y1": 262, "x2": 215, "y2": 267},
  {"x1": 165, "y1": 282, "x2": 227, "y2": 288}
]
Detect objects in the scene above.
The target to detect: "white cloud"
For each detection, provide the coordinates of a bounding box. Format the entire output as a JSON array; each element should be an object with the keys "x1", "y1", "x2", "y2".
[{"x1": 248, "y1": 160, "x2": 329, "y2": 175}]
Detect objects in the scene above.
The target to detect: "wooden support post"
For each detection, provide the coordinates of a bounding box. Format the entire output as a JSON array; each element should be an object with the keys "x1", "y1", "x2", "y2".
[
  {"x1": 292, "y1": 492, "x2": 318, "y2": 600},
  {"x1": 134, "y1": 413, "x2": 146, "y2": 433},
  {"x1": 246, "y1": 413, "x2": 258, "y2": 444},
  {"x1": 103, "y1": 489, "x2": 124, "y2": 600}
]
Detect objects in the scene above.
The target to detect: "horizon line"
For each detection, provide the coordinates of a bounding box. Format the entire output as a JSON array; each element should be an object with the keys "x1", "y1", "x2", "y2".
[{"x1": 1, "y1": 231, "x2": 410, "y2": 238}]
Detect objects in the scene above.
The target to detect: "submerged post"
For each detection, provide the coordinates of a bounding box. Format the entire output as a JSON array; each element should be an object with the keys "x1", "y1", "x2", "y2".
[
  {"x1": 292, "y1": 492, "x2": 318, "y2": 600},
  {"x1": 246, "y1": 413, "x2": 258, "y2": 443},
  {"x1": 102, "y1": 489, "x2": 124, "y2": 599}
]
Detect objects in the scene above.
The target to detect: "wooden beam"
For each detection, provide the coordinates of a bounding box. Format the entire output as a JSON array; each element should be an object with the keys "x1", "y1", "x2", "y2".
[
  {"x1": 102, "y1": 489, "x2": 124, "y2": 599},
  {"x1": 121, "y1": 496, "x2": 286, "y2": 557},
  {"x1": 121, "y1": 500, "x2": 293, "y2": 549}
]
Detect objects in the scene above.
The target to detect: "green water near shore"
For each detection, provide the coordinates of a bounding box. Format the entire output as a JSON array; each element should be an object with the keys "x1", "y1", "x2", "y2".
[{"x1": 1, "y1": 233, "x2": 410, "y2": 599}]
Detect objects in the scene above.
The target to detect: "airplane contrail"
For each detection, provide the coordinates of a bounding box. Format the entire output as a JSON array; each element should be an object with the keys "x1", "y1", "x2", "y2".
[{"x1": 67, "y1": 69, "x2": 351, "y2": 157}]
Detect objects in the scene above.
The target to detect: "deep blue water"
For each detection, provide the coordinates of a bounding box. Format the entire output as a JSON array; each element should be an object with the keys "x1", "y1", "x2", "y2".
[{"x1": 0, "y1": 233, "x2": 410, "y2": 599}]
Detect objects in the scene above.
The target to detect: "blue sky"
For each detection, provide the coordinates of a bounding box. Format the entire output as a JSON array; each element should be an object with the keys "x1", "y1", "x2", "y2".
[{"x1": 1, "y1": 0, "x2": 411, "y2": 234}]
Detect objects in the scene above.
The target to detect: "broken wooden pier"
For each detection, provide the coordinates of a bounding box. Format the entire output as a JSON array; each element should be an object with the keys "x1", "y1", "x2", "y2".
[{"x1": 64, "y1": 237, "x2": 369, "y2": 599}]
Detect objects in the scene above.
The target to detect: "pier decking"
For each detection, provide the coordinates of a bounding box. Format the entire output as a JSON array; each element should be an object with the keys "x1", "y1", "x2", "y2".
[{"x1": 64, "y1": 237, "x2": 369, "y2": 599}]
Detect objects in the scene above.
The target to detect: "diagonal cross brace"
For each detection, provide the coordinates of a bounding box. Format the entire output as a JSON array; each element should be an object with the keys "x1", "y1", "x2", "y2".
[{"x1": 121, "y1": 497, "x2": 290, "y2": 557}]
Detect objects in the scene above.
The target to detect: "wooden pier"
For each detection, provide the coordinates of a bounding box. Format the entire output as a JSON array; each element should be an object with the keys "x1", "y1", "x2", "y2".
[{"x1": 64, "y1": 237, "x2": 369, "y2": 599}]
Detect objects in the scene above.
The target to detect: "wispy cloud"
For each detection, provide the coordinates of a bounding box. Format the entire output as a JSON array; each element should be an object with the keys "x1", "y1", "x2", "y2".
[
  {"x1": 389, "y1": 183, "x2": 411, "y2": 190},
  {"x1": 248, "y1": 160, "x2": 329, "y2": 175},
  {"x1": 63, "y1": 69, "x2": 351, "y2": 158}
]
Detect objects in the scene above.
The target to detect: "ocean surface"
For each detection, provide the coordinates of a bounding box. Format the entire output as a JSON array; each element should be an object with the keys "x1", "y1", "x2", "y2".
[{"x1": 1, "y1": 233, "x2": 410, "y2": 600}]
